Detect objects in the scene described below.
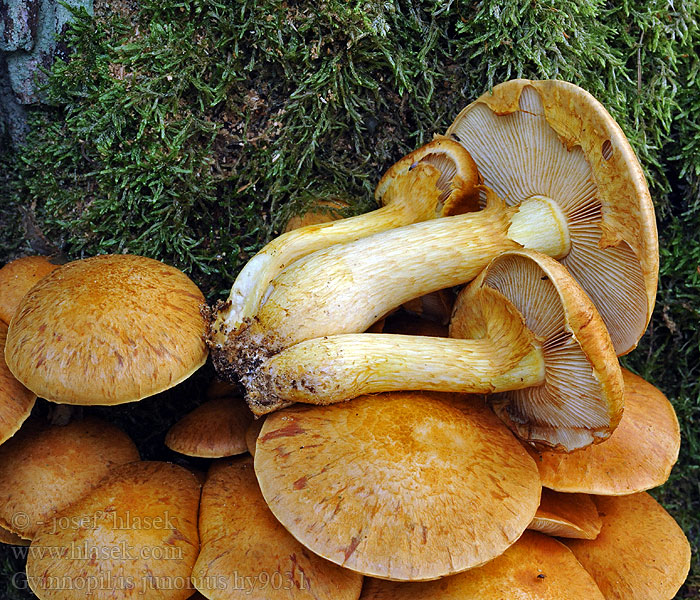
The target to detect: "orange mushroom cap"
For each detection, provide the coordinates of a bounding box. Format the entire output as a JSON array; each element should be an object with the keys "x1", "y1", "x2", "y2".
[
  {"x1": 254, "y1": 392, "x2": 541, "y2": 581},
  {"x1": 564, "y1": 493, "x2": 691, "y2": 599},
  {"x1": 360, "y1": 530, "x2": 604, "y2": 599},
  {"x1": 0, "y1": 320, "x2": 35, "y2": 445},
  {"x1": 0, "y1": 417, "x2": 139, "y2": 540},
  {"x1": 0, "y1": 256, "x2": 58, "y2": 325},
  {"x1": 193, "y1": 456, "x2": 363, "y2": 599},
  {"x1": 5, "y1": 254, "x2": 208, "y2": 405},
  {"x1": 26, "y1": 461, "x2": 202, "y2": 600},
  {"x1": 165, "y1": 396, "x2": 254, "y2": 458}
]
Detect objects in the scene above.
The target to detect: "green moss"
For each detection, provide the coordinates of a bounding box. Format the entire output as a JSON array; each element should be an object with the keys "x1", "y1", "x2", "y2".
[{"x1": 2, "y1": 0, "x2": 700, "y2": 597}]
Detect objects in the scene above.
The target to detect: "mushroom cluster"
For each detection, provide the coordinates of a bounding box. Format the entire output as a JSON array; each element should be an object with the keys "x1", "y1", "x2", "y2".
[{"x1": 0, "y1": 78, "x2": 691, "y2": 599}]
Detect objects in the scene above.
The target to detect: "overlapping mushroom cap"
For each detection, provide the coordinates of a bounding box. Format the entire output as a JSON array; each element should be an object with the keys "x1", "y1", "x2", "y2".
[
  {"x1": 26, "y1": 461, "x2": 201, "y2": 600},
  {"x1": 564, "y1": 493, "x2": 691, "y2": 599},
  {"x1": 446, "y1": 79, "x2": 658, "y2": 355},
  {"x1": 193, "y1": 456, "x2": 363, "y2": 599},
  {"x1": 527, "y1": 368, "x2": 680, "y2": 494},
  {"x1": 254, "y1": 391, "x2": 541, "y2": 581},
  {"x1": 0, "y1": 256, "x2": 59, "y2": 325},
  {"x1": 5, "y1": 254, "x2": 208, "y2": 405},
  {"x1": 165, "y1": 396, "x2": 253, "y2": 458},
  {"x1": 528, "y1": 489, "x2": 601, "y2": 540},
  {"x1": 0, "y1": 418, "x2": 139, "y2": 539},
  {"x1": 360, "y1": 531, "x2": 604, "y2": 599},
  {"x1": 0, "y1": 321, "x2": 35, "y2": 445}
]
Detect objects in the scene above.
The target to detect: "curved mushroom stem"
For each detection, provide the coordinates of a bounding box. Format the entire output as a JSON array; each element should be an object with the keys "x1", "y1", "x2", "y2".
[
  {"x1": 240, "y1": 283, "x2": 545, "y2": 413},
  {"x1": 215, "y1": 199, "x2": 435, "y2": 345},
  {"x1": 243, "y1": 334, "x2": 545, "y2": 412},
  {"x1": 212, "y1": 183, "x2": 572, "y2": 376},
  {"x1": 212, "y1": 137, "x2": 479, "y2": 344}
]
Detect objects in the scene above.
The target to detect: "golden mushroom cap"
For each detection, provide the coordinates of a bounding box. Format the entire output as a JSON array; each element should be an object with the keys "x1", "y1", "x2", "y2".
[
  {"x1": 254, "y1": 392, "x2": 541, "y2": 581},
  {"x1": 5, "y1": 254, "x2": 208, "y2": 405},
  {"x1": 528, "y1": 489, "x2": 601, "y2": 540},
  {"x1": 0, "y1": 417, "x2": 139, "y2": 539},
  {"x1": 0, "y1": 255, "x2": 58, "y2": 325},
  {"x1": 26, "y1": 461, "x2": 201, "y2": 600},
  {"x1": 0, "y1": 321, "x2": 35, "y2": 445},
  {"x1": 527, "y1": 368, "x2": 680, "y2": 494},
  {"x1": 193, "y1": 456, "x2": 363, "y2": 599},
  {"x1": 360, "y1": 530, "x2": 604, "y2": 599},
  {"x1": 564, "y1": 493, "x2": 691, "y2": 599},
  {"x1": 165, "y1": 396, "x2": 254, "y2": 458},
  {"x1": 447, "y1": 79, "x2": 658, "y2": 356}
]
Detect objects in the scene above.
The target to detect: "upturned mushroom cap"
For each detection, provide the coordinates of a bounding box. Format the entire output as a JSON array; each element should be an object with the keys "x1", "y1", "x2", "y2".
[
  {"x1": 451, "y1": 248, "x2": 624, "y2": 451},
  {"x1": 165, "y1": 396, "x2": 254, "y2": 458},
  {"x1": 0, "y1": 321, "x2": 36, "y2": 445},
  {"x1": 0, "y1": 255, "x2": 58, "y2": 324},
  {"x1": 254, "y1": 392, "x2": 541, "y2": 581},
  {"x1": 5, "y1": 254, "x2": 208, "y2": 405},
  {"x1": 0, "y1": 418, "x2": 139, "y2": 539},
  {"x1": 193, "y1": 456, "x2": 363, "y2": 599},
  {"x1": 446, "y1": 79, "x2": 658, "y2": 355},
  {"x1": 528, "y1": 489, "x2": 601, "y2": 540},
  {"x1": 360, "y1": 531, "x2": 604, "y2": 599},
  {"x1": 527, "y1": 368, "x2": 680, "y2": 494},
  {"x1": 26, "y1": 461, "x2": 201, "y2": 600},
  {"x1": 564, "y1": 493, "x2": 691, "y2": 599},
  {"x1": 375, "y1": 136, "x2": 481, "y2": 216}
]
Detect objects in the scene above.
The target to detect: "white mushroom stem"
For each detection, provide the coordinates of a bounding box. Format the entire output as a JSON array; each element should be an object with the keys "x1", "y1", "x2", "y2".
[
  {"x1": 244, "y1": 334, "x2": 546, "y2": 409},
  {"x1": 214, "y1": 186, "x2": 571, "y2": 364}
]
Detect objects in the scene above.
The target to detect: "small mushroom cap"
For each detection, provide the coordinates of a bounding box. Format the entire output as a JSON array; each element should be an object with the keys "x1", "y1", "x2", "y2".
[
  {"x1": 284, "y1": 199, "x2": 349, "y2": 231},
  {"x1": 0, "y1": 321, "x2": 36, "y2": 445},
  {"x1": 0, "y1": 256, "x2": 58, "y2": 324},
  {"x1": 446, "y1": 80, "x2": 658, "y2": 356},
  {"x1": 401, "y1": 289, "x2": 455, "y2": 325},
  {"x1": 527, "y1": 368, "x2": 680, "y2": 494},
  {"x1": 5, "y1": 254, "x2": 208, "y2": 405},
  {"x1": 165, "y1": 396, "x2": 254, "y2": 458},
  {"x1": 528, "y1": 489, "x2": 601, "y2": 540},
  {"x1": 193, "y1": 456, "x2": 363, "y2": 599},
  {"x1": 0, "y1": 417, "x2": 139, "y2": 539},
  {"x1": 451, "y1": 248, "x2": 624, "y2": 451},
  {"x1": 360, "y1": 530, "x2": 604, "y2": 599},
  {"x1": 245, "y1": 416, "x2": 265, "y2": 457},
  {"x1": 564, "y1": 493, "x2": 691, "y2": 600},
  {"x1": 254, "y1": 392, "x2": 541, "y2": 581},
  {"x1": 26, "y1": 461, "x2": 201, "y2": 600},
  {"x1": 206, "y1": 378, "x2": 239, "y2": 399}
]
